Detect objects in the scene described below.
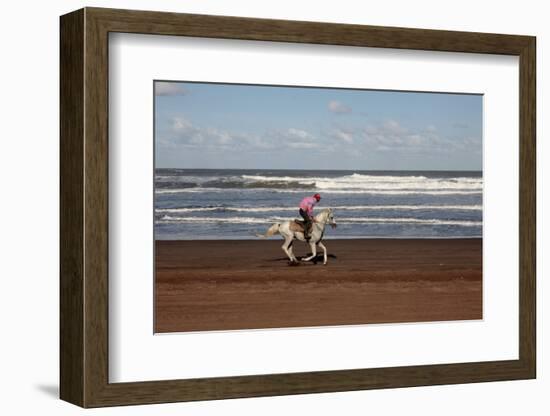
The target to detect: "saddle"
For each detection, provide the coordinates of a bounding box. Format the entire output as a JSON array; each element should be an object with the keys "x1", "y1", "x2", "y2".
[{"x1": 289, "y1": 219, "x2": 307, "y2": 233}]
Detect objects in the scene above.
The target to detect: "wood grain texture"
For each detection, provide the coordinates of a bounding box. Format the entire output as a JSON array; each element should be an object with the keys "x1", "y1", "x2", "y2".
[
  {"x1": 88, "y1": 7, "x2": 532, "y2": 54},
  {"x1": 83, "y1": 9, "x2": 110, "y2": 406},
  {"x1": 518, "y1": 38, "x2": 536, "y2": 375},
  {"x1": 59, "y1": 7, "x2": 537, "y2": 408},
  {"x1": 59, "y1": 8, "x2": 84, "y2": 406}
]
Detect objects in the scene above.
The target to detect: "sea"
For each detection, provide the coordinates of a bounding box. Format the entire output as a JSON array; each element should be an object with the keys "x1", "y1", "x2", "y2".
[{"x1": 154, "y1": 169, "x2": 482, "y2": 240}]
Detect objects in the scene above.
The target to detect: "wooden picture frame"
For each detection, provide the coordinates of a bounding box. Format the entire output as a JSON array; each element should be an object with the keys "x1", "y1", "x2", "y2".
[{"x1": 60, "y1": 7, "x2": 536, "y2": 408}]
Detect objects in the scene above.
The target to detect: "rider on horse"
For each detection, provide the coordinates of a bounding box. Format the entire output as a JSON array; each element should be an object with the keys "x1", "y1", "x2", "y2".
[{"x1": 299, "y1": 193, "x2": 321, "y2": 240}]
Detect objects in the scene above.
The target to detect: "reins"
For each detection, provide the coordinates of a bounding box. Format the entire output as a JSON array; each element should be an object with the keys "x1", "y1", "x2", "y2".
[{"x1": 313, "y1": 210, "x2": 331, "y2": 229}]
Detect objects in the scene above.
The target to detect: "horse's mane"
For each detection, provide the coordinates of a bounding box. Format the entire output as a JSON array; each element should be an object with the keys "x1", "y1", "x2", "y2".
[{"x1": 315, "y1": 208, "x2": 332, "y2": 219}]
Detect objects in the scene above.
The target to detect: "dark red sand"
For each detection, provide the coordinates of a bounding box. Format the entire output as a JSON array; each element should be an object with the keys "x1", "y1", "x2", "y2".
[{"x1": 155, "y1": 239, "x2": 482, "y2": 333}]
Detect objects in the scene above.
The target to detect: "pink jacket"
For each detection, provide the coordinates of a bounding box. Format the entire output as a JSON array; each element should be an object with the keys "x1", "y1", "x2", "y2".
[{"x1": 299, "y1": 196, "x2": 317, "y2": 216}]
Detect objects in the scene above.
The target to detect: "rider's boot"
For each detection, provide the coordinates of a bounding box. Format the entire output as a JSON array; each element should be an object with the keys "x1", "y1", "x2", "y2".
[{"x1": 304, "y1": 222, "x2": 311, "y2": 241}]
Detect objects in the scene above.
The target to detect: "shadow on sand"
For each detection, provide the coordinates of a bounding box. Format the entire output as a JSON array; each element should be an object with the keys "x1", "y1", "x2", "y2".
[{"x1": 268, "y1": 253, "x2": 338, "y2": 265}]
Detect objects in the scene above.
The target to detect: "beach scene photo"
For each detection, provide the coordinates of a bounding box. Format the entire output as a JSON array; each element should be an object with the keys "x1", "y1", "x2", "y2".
[{"x1": 154, "y1": 81, "x2": 482, "y2": 333}]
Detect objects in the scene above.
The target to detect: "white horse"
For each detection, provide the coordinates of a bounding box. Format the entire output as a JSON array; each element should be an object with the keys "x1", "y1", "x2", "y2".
[{"x1": 257, "y1": 208, "x2": 337, "y2": 265}]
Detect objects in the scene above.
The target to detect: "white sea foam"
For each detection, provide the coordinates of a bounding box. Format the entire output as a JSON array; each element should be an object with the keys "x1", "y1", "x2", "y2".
[
  {"x1": 157, "y1": 215, "x2": 481, "y2": 227},
  {"x1": 241, "y1": 173, "x2": 482, "y2": 191},
  {"x1": 157, "y1": 207, "x2": 223, "y2": 213},
  {"x1": 155, "y1": 204, "x2": 482, "y2": 214},
  {"x1": 156, "y1": 188, "x2": 205, "y2": 194},
  {"x1": 155, "y1": 187, "x2": 481, "y2": 195},
  {"x1": 156, "y1": 172, "x2": 482, "y2": 193},
  {"x1": 340, "y1": 218, "x2": 481, "y2": 226},
  {"x1": 158, "y1": 216, "x2": 270, "y2": 224}
]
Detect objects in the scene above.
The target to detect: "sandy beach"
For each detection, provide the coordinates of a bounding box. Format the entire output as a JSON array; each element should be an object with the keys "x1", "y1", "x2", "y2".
[{"x1": 155, "y1": 238, "x2": 482, "y2": 333}]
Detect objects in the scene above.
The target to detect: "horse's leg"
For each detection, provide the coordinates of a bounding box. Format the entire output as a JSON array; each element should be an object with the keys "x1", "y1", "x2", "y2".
[
  {"x1": 281, "y1": 235, "x2": 295, "y2": 262},
  {"x1": 318, "y1": 241, "x2": 328, "y2": 265},
  {"x1": 287, "y1": 239, "x2": 298, "y2": 262},
  {"x1": 302, "y1": 241, "x2": 317, "y2": 262}
]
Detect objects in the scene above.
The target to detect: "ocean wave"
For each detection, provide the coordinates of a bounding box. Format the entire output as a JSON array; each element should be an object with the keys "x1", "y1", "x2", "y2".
[
  {"x1": 157, "y1": 215, "x2": 481, "y2": 227},
  {"x1": 158, "y1": 216, "x2": 269, "y2": 224},
  {"x1": 155, "y1": 204, "x2": 482, "y2": 214},
  {"x1": 155, "y1": 172, "x2": 482, "y2": 192},
  {"x1": 339, "y1": 218, "x2": 481, "y2": 226},
  {"x1": 242, "y1": 173, "x2": 482, "y2": 191},
  {"x1": 202, "y1": 179, "x2": 316, "y2": 190},
  {"x1": 155, "y1": 187, "x2": 481, "y2": 196}
]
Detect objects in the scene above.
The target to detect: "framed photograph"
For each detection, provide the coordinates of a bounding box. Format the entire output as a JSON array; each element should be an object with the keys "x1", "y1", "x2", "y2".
[{"x1": 60, "y1": 7, "x2": 536, "y2": 408}]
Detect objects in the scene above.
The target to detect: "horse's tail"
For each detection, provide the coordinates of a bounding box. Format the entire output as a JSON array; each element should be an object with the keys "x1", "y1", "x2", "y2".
[{"x1": 256, "y1": 223, "x2": 280, "y2": 238}]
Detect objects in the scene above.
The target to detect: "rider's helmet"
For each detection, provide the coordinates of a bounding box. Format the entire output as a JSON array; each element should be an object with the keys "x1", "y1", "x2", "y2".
[{"x1": 313, "y1": 193, "x2": 321, "y2": 201}]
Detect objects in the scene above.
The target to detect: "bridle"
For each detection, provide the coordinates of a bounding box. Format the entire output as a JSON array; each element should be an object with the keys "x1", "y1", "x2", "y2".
[{"x1": 314, "y1": 209, "x2": 337, "y2": 228}]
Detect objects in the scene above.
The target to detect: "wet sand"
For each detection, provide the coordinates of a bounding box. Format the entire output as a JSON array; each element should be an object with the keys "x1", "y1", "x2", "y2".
[{"x1": 155, "y1": 239, "x2": 482, "y2": 333}]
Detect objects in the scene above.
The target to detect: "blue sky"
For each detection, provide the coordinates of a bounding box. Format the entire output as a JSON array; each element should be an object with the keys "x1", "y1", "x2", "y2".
[{"x1": 154, "y1": 81, "x2": 482, "y2": 170}]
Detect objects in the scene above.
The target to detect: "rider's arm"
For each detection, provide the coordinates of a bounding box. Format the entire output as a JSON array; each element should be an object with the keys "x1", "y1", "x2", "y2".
[{"x1": 308, "y1": 204, "x2": 316, "y2": 221}]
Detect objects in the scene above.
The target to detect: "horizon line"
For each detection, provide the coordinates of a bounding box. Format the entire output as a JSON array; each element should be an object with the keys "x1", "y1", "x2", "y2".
[{"x1": 155, "y1": 167, "x2": 483, "y2": 172}]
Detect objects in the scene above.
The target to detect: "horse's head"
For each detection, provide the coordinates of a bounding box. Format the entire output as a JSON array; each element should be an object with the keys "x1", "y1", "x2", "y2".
[{"x1": 324, "y1": 208, "x2": 337, "y2": 229}]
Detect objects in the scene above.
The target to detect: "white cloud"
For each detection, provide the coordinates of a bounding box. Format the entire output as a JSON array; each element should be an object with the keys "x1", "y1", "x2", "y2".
[
  {"x1": 163, "y1": 116, "x2": 478, "y2": 159},
  {"x1": 328, "y1": 100, "x2": 352, "y2": 114},
  {"x1": 425, "y1": 124, "x2": 437, "y2": 132},
  {"x1": 266, "y1": 127, "x2": 321, "y2": 150},
  {"x1": 288, "y1": 142, "x2": 318, "y2": 149},
  {"x1": 171, "y1": 117, "x2": 203, "y2": 144},
  {"x1": 382, "y1": 119, "x2": 407, "y2": 135},
  {"x1": 406, "y1": 134, "x2": 428, "y2": 146},
  {"x1": 331, "y1": 129, "x2": 354, "y2": 144},
  {"x1": 155, "y1": 82, "x2": 187, "y2": 96},
  {"x1": 286, "y1": 128, "x2": 314, "y2": 141},
  {"x1": 169, "y1": 118, "x2": 323, "y2": 152},
  {"x1": 358, "y1": 120, "x2": 478, "y2": 155},
  {"x1": 171, "y1": 117, "x2": 233, "y2": 146},
  {"x1": 172, "y1": 118, "x2": 192, "y2": 131},
  {"x1": 168, "y1": 117, "x2": 275, "y2": 150}
]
